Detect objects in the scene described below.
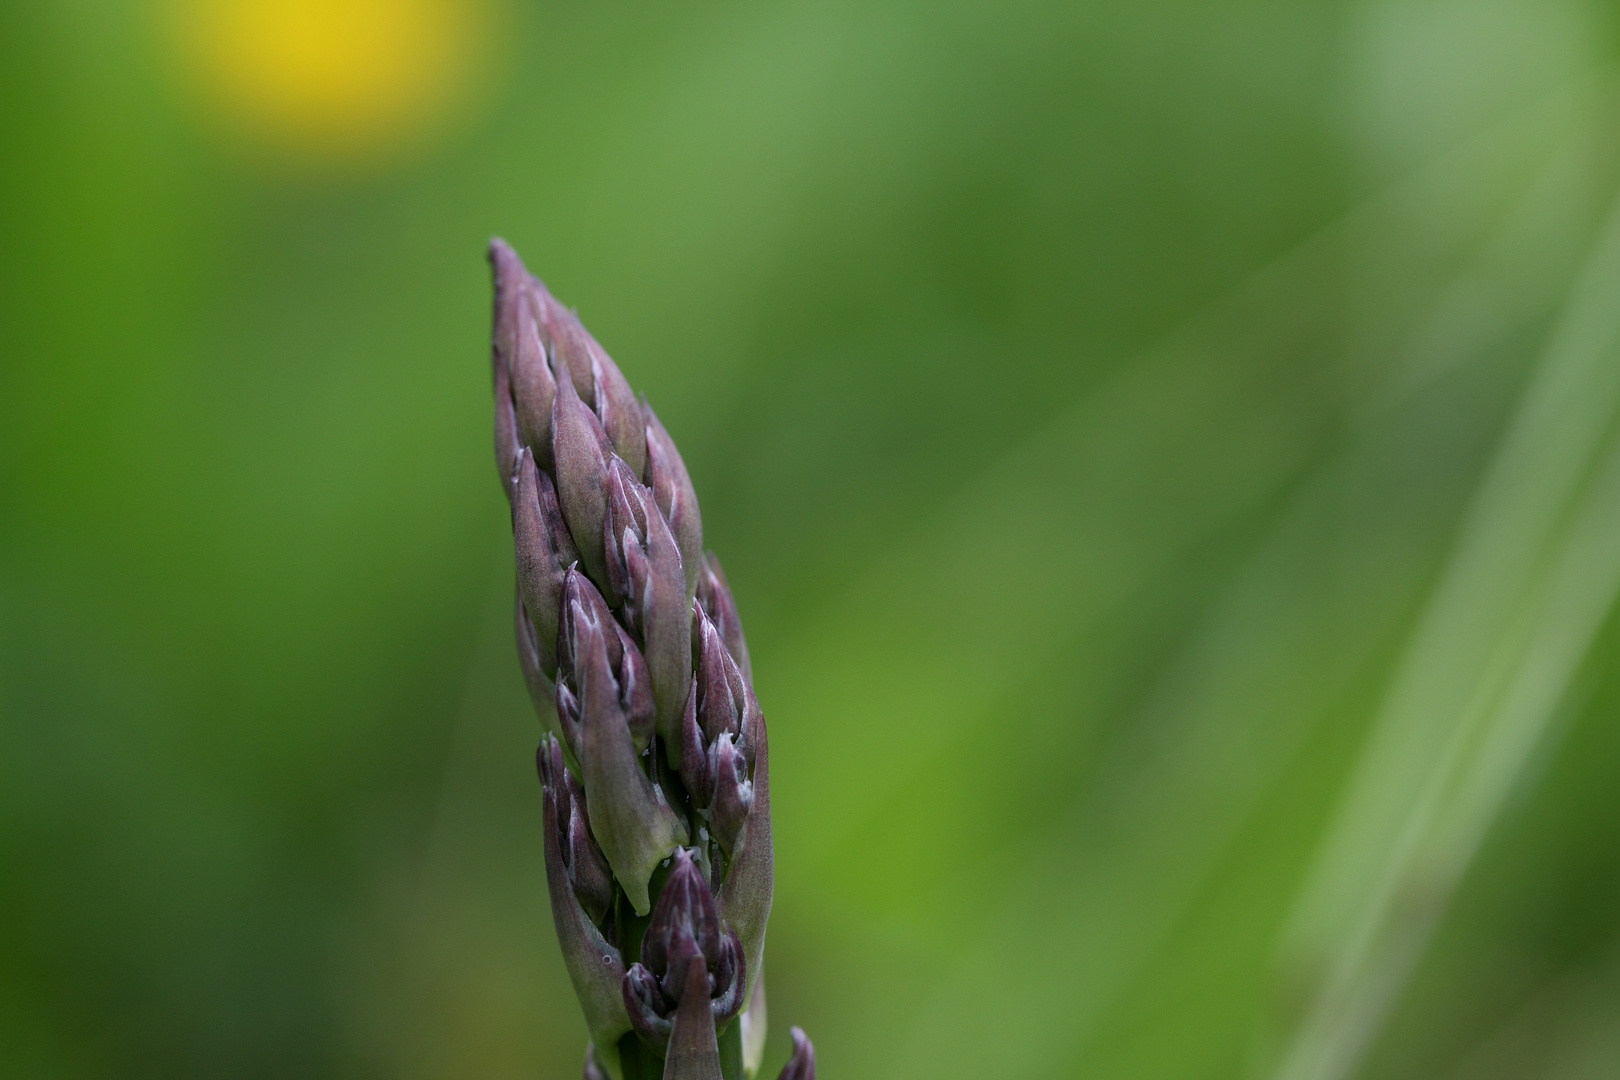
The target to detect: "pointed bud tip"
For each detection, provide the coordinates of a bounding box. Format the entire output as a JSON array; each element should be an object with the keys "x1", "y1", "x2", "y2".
[{"x1": 779, "y1": 1028, "x2": 815, "y2": 1080}]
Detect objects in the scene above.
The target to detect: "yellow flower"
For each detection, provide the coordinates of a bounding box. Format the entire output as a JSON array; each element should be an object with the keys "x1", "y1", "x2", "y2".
[{"x1": 168, "y1": 0, "x2": 495, "y2": 167}]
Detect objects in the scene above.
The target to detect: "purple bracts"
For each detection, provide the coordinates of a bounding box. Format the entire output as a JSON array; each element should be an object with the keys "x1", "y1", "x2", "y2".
[{"x1": 489, "y1": 239, "x2": 805, "y2": 1080}]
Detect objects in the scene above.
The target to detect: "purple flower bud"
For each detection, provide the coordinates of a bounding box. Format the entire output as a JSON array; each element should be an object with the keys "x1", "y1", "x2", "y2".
[
  {"x1": 622, "y1": 960, "x2": 674, "y2": 1050},
  {"x1": 535, "y1": 285, "x2": 596, "y2": 403},
  {"x1": 778, "y1": 1027, "x2": 815, "y2": 1080},
  {"x1": 492, "y1": 357, "x2": 521, "y2": 498},
  {"x1": 535, "y1": 734, "x2": 632, "y2": 1056},
  {"x1": 695, "y1": 605, "x2": 757, "y2": 746},
  {"x1": 601, "y1": 461, "x2": 691, "y2": 759},
  {"x1": 708, "y1": 731, "x2": 753, "y2": 855},
  {"x1": 697, "y1": 553, "x2": 750, "y2": 685},
  {"x1": 602, "y1": 458, "x2": 651, "y2": 614},
  {"x1": 643, "y1": 400, "x2": 703, "y2": 600},
  {"x1": 641, "y1": 850, "x2": 722, "y2": 991},
  {"x1": 491, "y1": 246, "x2": 801, "y2": 1072},
  {"x1": 509, "y1": 284, "x2": 557, "y2": 462},
  {"x1": 624, "y1": 851, "x2": 745, "y2": 1069},
  {"x1": 717, "y1": 705, "x2": 772, "y2": 1015},
  {"x1": 663, "y1": 955, "x2": 722, "y2": 1080},
  {"x1": 489, "y1": 240, "x2": 527, "y2": 378},
  {"x1": 515, "y1": 592, "x2": 557, "y2": 729},
  {"x1": 558, "y1": 568, "x2": 655, "y2": 750},
  {"x1": 541, "y1": 744, "x2": 622, "y2": 932},
  {"x1": 575, "y1": 612, "x2": 687, "y2": 914},
  {"x1": 678, "y1": 682, "x2": 709, "y2": 810},
  {"x1": 513, "y1": 449, "x2": 573, "y2": 670},
  {"x1": 536, "y1": 738, "x2": 616, "y2": 927},
  {"x1": 633, "y1": 850, "x2": 746, "y2": 1026},
  {"x1": 564, "y1": 773, "x2": 615, "y2": 926},
  {"x1": 554, "y1": 679, "x2": 582, "y2": 761},
  {"x1": 551, "y1": 348, "x2": 614, "y2": 585},
  {"x1": 535, "y1": 286, "x2": 647, "y2": 478}
]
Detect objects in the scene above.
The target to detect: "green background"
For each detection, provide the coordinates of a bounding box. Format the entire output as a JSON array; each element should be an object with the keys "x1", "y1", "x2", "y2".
[{"x1": 5, "y1": 1, "x2": 1620, "y2": 1078}]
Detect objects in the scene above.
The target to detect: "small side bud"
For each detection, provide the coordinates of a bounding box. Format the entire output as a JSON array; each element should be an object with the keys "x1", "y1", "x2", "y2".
[
  {"x1": 538, "y1": 741, "x2": 615, "y2": 928},
  {"x1": 641, "y1": 850, "x2": 723, "y2": 999},
  {"x1": 663, "y1": 954, "x2": 722, "y2": 1080},
  {"x1": 717, "y1": 709, "x2": 772, "y2": 1013},
  {"x1": 623, "y1": 961, "x2": 674, "y2": 1051},
  {"x1": 576, "y1": 615, "x2": 687, "y2": 914},
  {"x1": 534, "y1": 285, "x2": 647, "y2": 476},
  {"x1": 516, "y1": 593, "x2": 557, "y2": 729},
  {"x1": 509, "y1": 285, "x2": 557, "y2": 459},
  {"x1": 695, "y1": 606, "x2": 754, "y2": 745},
  {"x1": 554, "y1": 679, "x2": 582, "y2": 761},
  {"x1": 564, "y1": 771, "x2": 615, "y2": 926},
  {"x1": 634, "y1": 849, "x2": 746, "y2": 1033},
  {"x1": 535, "y1": 734, "x2": 632, "y2": 1057},
  {"x1": 602, "y1": 458, "x2": 652, "y2": 615},
  {"x1": 551, "y1": 353, "x2": 614, "y2": 584},
  {"x1": 560, "y1": 568, "x2": 655, "y2": 750},
  {"x1": 513, "y1": 449, "x2": 568, "y2": 667},
  {"x1": 678, "y1": 683, "x2": 709, "y2": 810},
  {"x1": 493, "y1": 359, "x2": 521, "y2": 498},
  {"x1": 591, "y1": 346, "x2": 646, "y2": 477},
  {"x1": 582, "y1": 1044, "x2": 609, "y2": 1080},
  {"x1": 777, "y1": 1027, "x2": 815, "y2": 1080},
  {"x1": 535, "y1": 286, "x2": 596, "y2": 402},
  {"x1": 602, "y1": 461, "x2": 691, "y2": 758},
  {"x1": 643, "y1": 400, "x2": 703, "y2": 599},
  {"x1": 697, "y1": 553, "x2": 751, "y2": 685},
  {"x1": 708, "y1": 732, "x2": 753, "y2": 855}
]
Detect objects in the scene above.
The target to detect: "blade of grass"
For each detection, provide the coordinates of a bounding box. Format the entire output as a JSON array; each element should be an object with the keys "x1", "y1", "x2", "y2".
[
  {"x1": 1264, "y1": 177, "x2": 1620, "y2": 1080},
  {"x1": 768, "y1": 75, "x2": 1615, "y2": 1080}
]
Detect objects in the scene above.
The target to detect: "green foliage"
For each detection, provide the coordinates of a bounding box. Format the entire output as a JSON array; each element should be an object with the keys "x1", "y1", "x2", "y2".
[{"x1": 3, "y1": 2, "x2": 1620, "y2": 1078}]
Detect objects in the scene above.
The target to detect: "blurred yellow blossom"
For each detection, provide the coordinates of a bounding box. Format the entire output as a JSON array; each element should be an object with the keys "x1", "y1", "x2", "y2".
[{"x1": 168, "y1": 0, "x2": 496, "y2": 165}]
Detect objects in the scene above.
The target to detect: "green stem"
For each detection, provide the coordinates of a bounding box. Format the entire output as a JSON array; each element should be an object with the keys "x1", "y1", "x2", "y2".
[{"x1": 718, "y1": 1021, "x2": 744, "y2": 1080}]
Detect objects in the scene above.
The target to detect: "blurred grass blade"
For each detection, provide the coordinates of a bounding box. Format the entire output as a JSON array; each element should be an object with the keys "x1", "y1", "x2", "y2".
[
  {"x1": 1266, "y1": 184, "x2": 1620, "y2": 1080},
  {"x1": 769, "y1": 77, "x2": 1612, "y2": 1080}
]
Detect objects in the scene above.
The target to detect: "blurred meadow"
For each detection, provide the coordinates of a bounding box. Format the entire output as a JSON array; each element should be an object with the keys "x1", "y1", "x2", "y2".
[{"x1": 5, "y1": 0, "x2": 1620, "y2": 1077}]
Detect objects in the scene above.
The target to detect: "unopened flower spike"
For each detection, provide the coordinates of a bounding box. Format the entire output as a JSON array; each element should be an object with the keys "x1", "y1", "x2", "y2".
[{"x1": 489, "y1": 239, "x2": 811, "y2": 1079}]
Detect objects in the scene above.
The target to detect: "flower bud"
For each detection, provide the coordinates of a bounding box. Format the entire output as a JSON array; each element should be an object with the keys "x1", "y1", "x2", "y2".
[
  {"x1": 563, "y1": 774, "x2": 615, "y2": 926},
  {"x1": 622, "y1": 849, "x2": 746, "y2": 1057},
  {"x1": 678, "y1": 683, "x2": 709, "y2": 810},
  {"x1": 492, "y1": 357, "x2": 521, "y2": 498},
  {"x1": 708, "y1": 732, "x2": 752, "y2": 855},
  {"x1": 537, "y1": 738, "x2": 616, "y2": 926},
  {"x1": 513, "y1": 448, "x2": 579, "y2": 671},
  {"x1": 574, "y1": 611, "x2": 687, "y2": 914},
  {"x1": 489, "y1": 240, "x2": 528, "y2": 365},
  {"x1": 663, "y1": 954, "x2": 723, "y2": 1080},
  {"x1": 603, "y1": 460, "x2": 691, "y2": 756},
  {"x1": 697, "y1": 553, "x2": 750, "y2": 684},
  {"x1": 558, "y1": 568, "x2": 655, "y2": 751},
  {"x1": 643, "y1": 401, "x2": 703, "y2": 599},
  {"x1": 639, "y1": 850, "x2": 725, "y2": 1001},
  {"x1": 717, "y1": 705, "x2": 772, "y2": 1012},
  {"x1": 695, "y1": 605, "x2": 757, "y2": 746},
  {"x1": 551, "y1": 348, "x2": 614, "y2": 585},
  {"x1": 778, "y1": 1027, "x2": 815, "y2": 1080},
  {"x1": 537, "y1": 287, "x2": 646, "y2": 477},
  {"x1": 535, "y1": 734, "x2": 632, "y2": 1058},
  {"x1": 509, "y1": 285, "x2": 557, "y2": 462},
  {"x1": 516, "y1": 592, "x2": 557, "y2": 729}
]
